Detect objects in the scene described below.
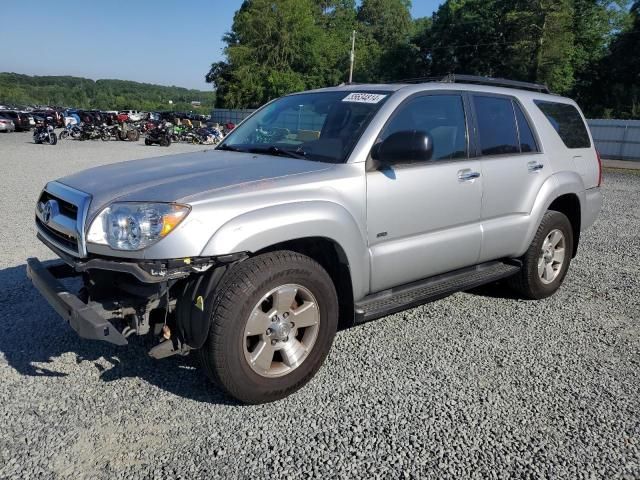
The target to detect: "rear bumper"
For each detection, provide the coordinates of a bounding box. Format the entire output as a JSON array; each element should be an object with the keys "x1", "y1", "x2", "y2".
[
  {"x1": 583, "y1": 187, "x2": 603, "y2": 231},
  {"x1": 26, "y1": 257, "x2": 128, "y2": 346}
]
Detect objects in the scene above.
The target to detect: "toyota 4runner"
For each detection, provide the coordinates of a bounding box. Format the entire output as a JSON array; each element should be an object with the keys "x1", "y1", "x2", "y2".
[{"x1": 27, "y1": 76, "x2": 603, "y2": 404}]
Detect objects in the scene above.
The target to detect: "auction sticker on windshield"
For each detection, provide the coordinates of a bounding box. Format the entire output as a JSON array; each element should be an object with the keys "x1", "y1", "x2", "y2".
[{"x1": 342, "y1": 93, "x2": 387, "y2": 104}]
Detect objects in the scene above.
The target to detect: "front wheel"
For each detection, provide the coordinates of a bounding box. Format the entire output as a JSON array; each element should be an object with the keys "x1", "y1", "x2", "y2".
[
  {"x1": 59, "y1": 130, "x2": 69, "y2": 140},
  {"x1": 508, "y1": 210, "x2": 574, "y2": 300},
  {"x1": 48, "y1": 133, "x2": 57, "y2": 145},
  {"x1": 144, "y1": 138, "x2": 152, "y2": 146},
  {"x1": 160, "y1": 136, "x2": 171, "y2": 147},
  {"x1": 199, "y1": 251, "x2": 339, "y2": 404}
]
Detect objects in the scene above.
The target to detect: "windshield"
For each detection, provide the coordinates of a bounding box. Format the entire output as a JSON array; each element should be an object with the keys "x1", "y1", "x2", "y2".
[{"x1": 218, "y1": 91, "x2": 390, "y2": 163}]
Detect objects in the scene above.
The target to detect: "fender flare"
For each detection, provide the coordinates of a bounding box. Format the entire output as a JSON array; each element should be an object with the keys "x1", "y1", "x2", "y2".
[
  {"x1": 200, "y1": 201, "x2": 370, "y2": 300},
  {"x1": 516, "y1": 171, "x2": 586, "y2": 256}
]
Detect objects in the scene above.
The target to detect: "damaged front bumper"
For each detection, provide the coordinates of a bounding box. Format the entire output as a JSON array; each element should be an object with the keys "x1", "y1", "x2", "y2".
[
  {"x1": 26, "y1": 257, "x2": 129, "y2": 345},
  {"x1": 26, "y1": 249, "x2": 245, "y2": 347}
]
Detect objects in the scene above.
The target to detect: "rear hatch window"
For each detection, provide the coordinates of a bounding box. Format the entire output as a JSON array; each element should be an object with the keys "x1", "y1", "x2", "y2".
[{"x1": 534, "y1": 101, "x2": 591, "y2": 149}]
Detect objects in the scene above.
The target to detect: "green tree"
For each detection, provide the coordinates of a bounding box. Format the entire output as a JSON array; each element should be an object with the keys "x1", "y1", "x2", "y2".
[
  {"x1": 207, "y1": 0, "x2": 326, "y2": 108},
  {"x1": 587, "y1": 1, "x2": 640, "y2": 117},
  {"x1": 207, "y1": 0, "x2": 415, "y2": 106}
]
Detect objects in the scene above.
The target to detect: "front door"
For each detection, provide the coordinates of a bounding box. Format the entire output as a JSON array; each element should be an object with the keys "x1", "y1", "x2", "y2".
[{"x1": 366, "y1": 93, "x2": 484, "y2": 293}]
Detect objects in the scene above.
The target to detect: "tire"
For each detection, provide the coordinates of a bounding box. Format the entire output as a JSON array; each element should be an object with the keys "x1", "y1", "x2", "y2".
[
  {"x1": 127, "y1": 130, "x2": 139, "y2": 142},
  {"x1": 508, "y1": 210, "x2": 574, "y2": 300},
  {"x1": 160, "y1": 136, "x2": 171, "y2": 147},
  {"x1": 144, "y1": 138, "x2": 152, "y2": 146},
  {"x1": 59, "y1": 130, "x2": 69, "y2": 140},
  {"x1": 198, "y1": 251, "x2": 339, "y2": 404},
  {"x1": 49, "y1": 133, "x2": 57, "y2": 145},
  {"x1": 101, "y1": 133, "x2": 110, "y2": 141}
]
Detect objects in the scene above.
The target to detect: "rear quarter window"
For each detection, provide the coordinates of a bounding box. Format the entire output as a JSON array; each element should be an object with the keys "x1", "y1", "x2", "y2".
[{"x1": 534, "y1": 101, "x2": 591, "y2": 149}]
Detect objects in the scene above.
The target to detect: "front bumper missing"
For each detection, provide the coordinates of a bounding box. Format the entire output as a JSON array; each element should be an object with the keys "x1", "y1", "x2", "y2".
[{"x1": 26, "y1": 257, "x2": 128, "y2": 346}]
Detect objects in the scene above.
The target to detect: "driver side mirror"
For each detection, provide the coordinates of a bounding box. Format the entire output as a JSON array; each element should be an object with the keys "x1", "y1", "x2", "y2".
[{"x1": 371, "y1": 130, "x2": 434, "y2": 166}]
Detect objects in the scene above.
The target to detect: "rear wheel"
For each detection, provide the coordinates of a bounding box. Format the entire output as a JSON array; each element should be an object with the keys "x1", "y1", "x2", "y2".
[
  {"x1": 49, "y1": 133, "x2": 57, "y2": 145},
  {"x1": 199, "y1": 251, "x2": 339, "y2": 404},
  {"x1": 509, "y1": 210, "x2": 573, "y2": 299},
  {"x1": 144, "y1": 138, "x2": 152, "y2": 146}
]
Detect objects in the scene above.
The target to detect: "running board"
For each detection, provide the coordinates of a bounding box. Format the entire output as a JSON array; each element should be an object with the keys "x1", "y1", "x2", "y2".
[{"x1": 354, "y1": 260, "x2": 521, "y2": 325}]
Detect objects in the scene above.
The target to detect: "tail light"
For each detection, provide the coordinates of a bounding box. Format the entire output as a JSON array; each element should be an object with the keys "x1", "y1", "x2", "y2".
[{"x1": 596, "y1": 150, "x2": 603, "y2": 187}]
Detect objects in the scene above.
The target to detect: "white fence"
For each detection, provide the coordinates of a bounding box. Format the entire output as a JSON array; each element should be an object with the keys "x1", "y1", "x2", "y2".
[
  {"x1": 587, "y1": 119, "x2": 640, "y2": 162},
  {"x1": 211, "y1": 109, "x2": 640, "y2": 162}
]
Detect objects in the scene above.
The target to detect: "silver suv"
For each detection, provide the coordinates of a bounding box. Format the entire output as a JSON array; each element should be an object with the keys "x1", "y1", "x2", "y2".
[{"x1": 28, "y1": 76, "x2": 603, "y2": 404}]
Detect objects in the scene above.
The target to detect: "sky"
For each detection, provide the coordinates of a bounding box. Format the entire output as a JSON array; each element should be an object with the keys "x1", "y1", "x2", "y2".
[{"x1": 1, "y1": 1, "x2": 443, "y2": 91}]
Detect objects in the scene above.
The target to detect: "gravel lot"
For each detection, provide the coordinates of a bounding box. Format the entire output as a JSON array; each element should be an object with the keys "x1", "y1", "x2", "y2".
[{"x1": 0, "y1": 131, "x2": 638, "y2": 479}]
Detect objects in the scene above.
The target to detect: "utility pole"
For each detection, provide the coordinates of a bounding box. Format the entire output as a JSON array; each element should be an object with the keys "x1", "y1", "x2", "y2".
[{"x1": 348, "y1": 30, "x2": 356, "y2": 84}]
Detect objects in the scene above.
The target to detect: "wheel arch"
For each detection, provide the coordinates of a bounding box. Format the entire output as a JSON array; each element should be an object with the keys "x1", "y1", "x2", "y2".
[
  {"x1": 254, "y1": 237, "x2": 355, "y2": 330},
  {"x1": 516, "y1": 172, "x2": 586, "y2": 258}
]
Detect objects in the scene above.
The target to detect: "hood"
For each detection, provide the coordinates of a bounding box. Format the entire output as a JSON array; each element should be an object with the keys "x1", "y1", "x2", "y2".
[{"x1": 57, "y1": 150, "x2": 331, "y2": 217}]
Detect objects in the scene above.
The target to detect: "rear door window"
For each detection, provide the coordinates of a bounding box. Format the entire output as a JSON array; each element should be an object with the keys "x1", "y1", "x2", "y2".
[
  {"x1": 473, "y1": 96, "x2": 520, "y2": 156},
  {"x1": 534, "y1": 101, "x2": 591, "y2": 149}
]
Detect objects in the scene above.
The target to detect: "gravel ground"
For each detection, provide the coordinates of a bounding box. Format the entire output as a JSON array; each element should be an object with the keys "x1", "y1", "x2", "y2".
[{"x1": 0, "y1": 131, "x2": 638, "y2": 479}]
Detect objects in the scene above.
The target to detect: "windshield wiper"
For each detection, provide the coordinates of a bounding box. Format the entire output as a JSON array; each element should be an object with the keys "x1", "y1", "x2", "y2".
[{"x1": 248, "y1": 145, "x2": 308, "y2": 160}]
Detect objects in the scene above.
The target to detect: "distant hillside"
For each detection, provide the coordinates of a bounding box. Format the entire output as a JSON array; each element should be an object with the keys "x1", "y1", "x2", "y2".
[{"x1": 0, "y1": 73, "x2": 215, "y2": 111}]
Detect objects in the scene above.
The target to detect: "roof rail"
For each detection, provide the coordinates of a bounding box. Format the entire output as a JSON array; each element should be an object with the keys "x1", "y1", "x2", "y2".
[{"x1": 391, "y1": 74, "x2": 551, "y2": 94}]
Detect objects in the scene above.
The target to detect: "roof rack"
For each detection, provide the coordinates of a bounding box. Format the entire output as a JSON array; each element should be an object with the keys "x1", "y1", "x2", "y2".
[{"x1": 391, "y1": 74, "x2": 551, "y2": 94}]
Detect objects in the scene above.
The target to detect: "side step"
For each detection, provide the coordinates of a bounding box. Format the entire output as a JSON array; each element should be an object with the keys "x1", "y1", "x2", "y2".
[{"x1": 354, "y1": 260, "x2": 521, "y2": 325}]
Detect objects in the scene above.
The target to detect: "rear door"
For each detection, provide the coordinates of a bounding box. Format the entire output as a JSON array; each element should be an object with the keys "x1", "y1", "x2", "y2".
[
  {"x1": 366, "y1": 92, "x2": 484, "y2": 292},
  {"x1": 470, "y1": 94, "x2": 549, "y2": 262}
]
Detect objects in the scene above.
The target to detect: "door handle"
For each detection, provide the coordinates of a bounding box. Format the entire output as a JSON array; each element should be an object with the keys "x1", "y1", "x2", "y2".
[
  {"x1": 528, "y1": 161, "x2": 544, "y2": 173},
  {"x1": 458, "y1": 169, "x2": 481, "y2": 182}
]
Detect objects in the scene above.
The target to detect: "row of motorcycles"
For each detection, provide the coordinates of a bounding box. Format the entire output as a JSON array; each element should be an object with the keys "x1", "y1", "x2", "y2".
[
  {"x1": 58, "y1": 122, "x2": 140, "y2": 142},
  {"x1": 143, "y1": 122, "x2": 228, "y2": 147},
  {"x1": 33, "y1": 119, "x2": 233, "y2": 147}
]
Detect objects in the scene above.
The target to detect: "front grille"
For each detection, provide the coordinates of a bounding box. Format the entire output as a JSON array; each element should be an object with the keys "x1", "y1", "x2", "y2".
[
  {"x1": 36, "y1": 217, "x2": 79, "y2": 252},
  {"x1": 35, "y1": 182, "x2": 91, "y2": 257},
  {"x1": 39, "y1": 191, "x2": 78, "y2": 220}
]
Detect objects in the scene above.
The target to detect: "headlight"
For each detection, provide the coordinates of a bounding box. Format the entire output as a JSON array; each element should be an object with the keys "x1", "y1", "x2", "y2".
[{"x1": 87, "y1": 202, "x2": 190, "y2": 251}]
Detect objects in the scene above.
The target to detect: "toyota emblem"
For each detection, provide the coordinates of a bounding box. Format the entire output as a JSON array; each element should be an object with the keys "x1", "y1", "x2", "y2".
[{"x1": 42, "y1": 200, "x2": 54, "y2": 224}]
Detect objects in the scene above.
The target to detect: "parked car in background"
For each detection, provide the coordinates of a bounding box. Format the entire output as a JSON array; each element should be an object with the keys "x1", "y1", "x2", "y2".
[
  {"x1": 0, "y1": 111, "x2": 31, "y2": 131},
  {"x1": 33, "y1": 109, "x2": 63, "y2": 127},
  {"x1": 0, "y1": 115, "x2": 15, "y2": 132},
  {"x1": 119, "y1": 110, "x2": 143, "y2": 122}
]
